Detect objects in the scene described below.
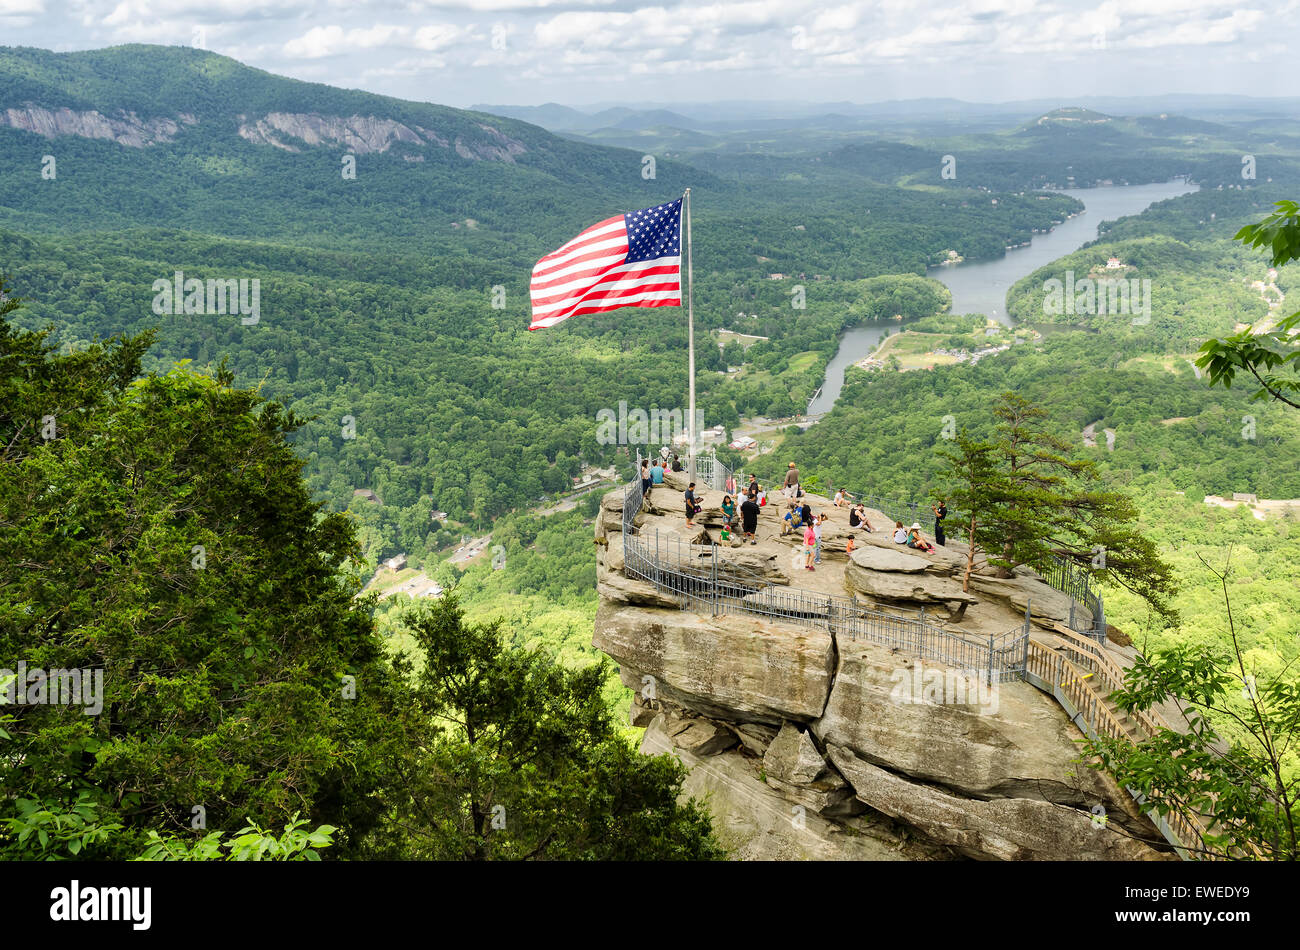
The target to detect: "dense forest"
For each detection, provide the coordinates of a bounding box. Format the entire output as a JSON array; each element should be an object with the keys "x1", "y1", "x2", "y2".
[{"x1": 3, "y1": 43, "x2": 1299, "y2": 861}]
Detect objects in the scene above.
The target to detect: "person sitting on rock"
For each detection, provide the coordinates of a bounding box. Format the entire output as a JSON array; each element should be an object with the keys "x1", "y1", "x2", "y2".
[
  {"x1": 782, "y1": 501, "x2": 802, "y2": 536},
  {"x1": 906, "y1": 523, "x2": 936, "y2": 554},
  {"x1": 892, "y1": 521, "x2": 908, "y2": 544},
  {"x1": 849, "y1": 504, "x2": 874, "y2": 533}
]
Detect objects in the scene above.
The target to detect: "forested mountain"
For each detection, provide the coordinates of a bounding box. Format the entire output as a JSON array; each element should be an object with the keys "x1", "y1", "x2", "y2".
[
  {"x1": 0, "y1": 44, "x2": 1079, "y2": 542},
  {"x1": 3, "y1": 40, "x2": 1299, "y2": 864}
]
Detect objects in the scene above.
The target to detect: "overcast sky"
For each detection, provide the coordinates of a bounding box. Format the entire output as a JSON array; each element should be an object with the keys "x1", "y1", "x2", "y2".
[{"x1": 1, "y1": 0, "x2": 1295, "y2": 109}]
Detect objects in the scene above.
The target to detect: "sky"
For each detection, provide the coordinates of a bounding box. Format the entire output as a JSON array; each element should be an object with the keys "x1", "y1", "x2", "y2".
[{"x1": 0, "y1": 0, "x2": 1296, "y2": 110}]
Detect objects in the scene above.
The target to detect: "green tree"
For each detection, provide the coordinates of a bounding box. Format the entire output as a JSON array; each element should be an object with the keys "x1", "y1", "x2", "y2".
[
  {"x1": 1081, "y1": 557, "x2": 1298, "y2": 860},
  {"x1": 1, "y1": 287, "x2": 409, "y2": 857},
  {"x1": 939, "y1": 393, "x2": 1178, "y2": 620},
  {"x1": 1196, "y1": 200, "x2": 1300, "y2": 408},
  {"x1": 366, "y1": 595, "x2": 723, "y2": 860}
]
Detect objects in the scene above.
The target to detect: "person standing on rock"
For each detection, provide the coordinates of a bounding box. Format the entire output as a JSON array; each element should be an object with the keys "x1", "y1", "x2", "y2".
[
  {"x1": 740, "y1": 490, "x2": 760, "y2": 544},
  {"x1": 721, "y1": 493, "x2": 736, "y2": 527},
  {"x1": 640, "y1": 459, "x2": 652, "y2": 499},
  {"x1": 685, "y1": 482, "x2": 701, "y2": 527},
  {"x1": 725, "y1": 472, "x2": 737, "y2": 496},
  {"x1": 783, "y1": 462, "x2": 800, "y2": 499},
  {"x1": 803, "y1": 519, "x2": 817, "y2": 570},
  {"x1": 932, "y1": 499, "x2": 948, "y2": 547},
  {"x1": 814, "y1": 513, "x2": 826, "y2": 564},
  {"x1": 748, "y1": 473, "x2": 760, "y2": 498}
]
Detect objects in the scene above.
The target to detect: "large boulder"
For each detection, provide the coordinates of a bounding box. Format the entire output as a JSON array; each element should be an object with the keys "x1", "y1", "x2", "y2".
[
  {"x1": 828, "y1": 744, "x2": 1173, "y2": 861},
  {"x1": 849, "y1": 546, "x2": 932, "y2": 574},
  {"x1": 642, "y1": 716, "x2": 933, "y2": 860},
  {"x1": 811, "y1": 636, "x2": 1146, "y2": 826},
  {"x1": 845, "y1": 558, "x2": 978, "y2": 607},
  {"x1": 763, "y1": 722, "x2": 831, "y2": 785},
  {"x1": 594, "y1": 602, "x2": 835, "y2": 725}
]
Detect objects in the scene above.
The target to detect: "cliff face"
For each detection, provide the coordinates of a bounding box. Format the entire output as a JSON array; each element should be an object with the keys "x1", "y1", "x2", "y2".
[
  {"x1": 2, "y1": 103, "x2": 527, "y2": 162},
  {"x1": 593, "y1": 476, "x2": 1175, "y2": 861},
  {"x1": 2, "y1": 106, "x2": 196, "y2": 147}
]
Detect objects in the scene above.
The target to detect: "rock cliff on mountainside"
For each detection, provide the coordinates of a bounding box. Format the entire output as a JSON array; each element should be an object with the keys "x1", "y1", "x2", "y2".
[{"x1": 592, "y1": 472, "x2": 1175, "y2": 861}]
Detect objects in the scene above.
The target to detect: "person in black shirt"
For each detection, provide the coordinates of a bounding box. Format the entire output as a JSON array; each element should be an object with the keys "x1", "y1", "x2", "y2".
[
  {"x1": 932, "y1": 499, "x2": 947, "y2": 547},
  {"x1": 747, "y1": 474, "x2": 759, "y2": 497},
  {"x1": 685, "y1": 482, "x2": 700, "y2": 526},
  {"x1": 740, "y1": 490, "x2": 760, "y2": 544},
  {"x1": 671, "y1": 454, "x2": 683, "y2": 473}
]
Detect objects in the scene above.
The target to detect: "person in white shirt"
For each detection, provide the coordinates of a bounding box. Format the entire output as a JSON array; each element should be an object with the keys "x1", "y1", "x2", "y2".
[
  {"x1": 814, "y1": 514, "x2": 826, "y2": 563},
  {"x1": 892, "y1": 521, "x2": 908, "y2": 544}
]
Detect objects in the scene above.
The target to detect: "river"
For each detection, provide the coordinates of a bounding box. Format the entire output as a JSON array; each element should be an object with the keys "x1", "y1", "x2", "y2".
[{"x1": 806, "y1": 179, "x2": 1199, "y2": 415}]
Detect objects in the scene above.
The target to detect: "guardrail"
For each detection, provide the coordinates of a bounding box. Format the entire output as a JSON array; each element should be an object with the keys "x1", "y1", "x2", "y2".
[
  {"x1": 619, "y1": 464, "x2": 1225, "y2": 860},
  {"x1": 622, "y1": 465, "x2": 1027, "y2": 687},
  {"x1": 836, "y1": 489, "x2": 1106, "y2": 644}
]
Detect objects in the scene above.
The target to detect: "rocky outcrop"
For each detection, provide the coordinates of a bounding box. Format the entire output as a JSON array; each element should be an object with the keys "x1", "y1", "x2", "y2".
[
  {"x1": 594, "y1": 602, "x2": 835, "y2": 725},
  {"x1": 2, "y1": 106, "x2": 194, "y2": 147},
  {"x1": 594, "y1": 484, "x2": 1173, "y2": 861},
  {"x1": 236, "y1": 112, "x2": 527, "y2": 161},
  {"x1": 828, "y1": 744, "x2": 1165, "y2": 861}
]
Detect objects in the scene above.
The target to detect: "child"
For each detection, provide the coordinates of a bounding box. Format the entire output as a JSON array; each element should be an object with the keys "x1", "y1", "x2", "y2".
[
  {"x1": 803, "y1": 521, "x2": 817, "y2": 571},
  {"x1": 719, "y1": 523, "x2": 732, "y2": 545},
  {"x1": 814, "y1": 513, "x2": 825, "y2": 564},
  {"x1": 846, "y1": 535, "x2": 855, "y2": 554}
]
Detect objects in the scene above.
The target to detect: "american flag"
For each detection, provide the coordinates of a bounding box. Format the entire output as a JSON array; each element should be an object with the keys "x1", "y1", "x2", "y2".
[{"x1": 529, "y1": 198, "x2": 682, "y2": 330}]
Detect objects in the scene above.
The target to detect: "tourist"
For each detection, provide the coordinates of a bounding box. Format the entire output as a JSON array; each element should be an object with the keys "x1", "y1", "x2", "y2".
[
  {"x1": 685, "y1": 482, "x2": 701, "y2": 527},
  {"x1": 932, "y1": 499, "x2": 948, "y2": 547},
  {"x1": 846, "y1": 535, "x2": 855, "y2": 554},
  {"x1": 782, "y1": 501, "x2": 802, "y2": 536},
  {"x1": 725, "y1": 472, "x2": 737, "y2": 496},
  {"x1": 783, "y1": 462, "x2": 800, "y2": 499},
  {"x1": 802, "y1": 504, "x2": 816, "y2": 528},
  {"x1": 849, "y1": 504, "x2": 874, "y2": 533},
  {"x1": 671, "y1": 453, "x2": 683, "y2": 473},
  {"x1": 740, "y1": 490, "x2": 760, "y2": 544},
  {"x1": 907, "y1": 523, "x2": 936, "y2": 554},
  {"x1": 892, "y1": 521, "x2": 908, "y2": 544},
  {"x1": 747, "y1": 473, "x2": 760, "y2": 497},
  {"x1": 803, "y1": 520, "x2": 817, "y2": 570},
  {"x1": 719, "y1": 522, "x2": 733, "y2": 546},
  {"x1": 721, "y1": 493, "x2": 736, "y2": 525},
  {"x1": 833, "y1": 489, "x2": 846, "y2": 507},
  {"x1": 640, "y1": 459, "x2": 651, "y2": 498},
  {"x1": 650, "y1": 457, "x2": 665, "y2": 492},
  {"x1": 814, "y1": 513, "x2": 827, "y2": 564}
]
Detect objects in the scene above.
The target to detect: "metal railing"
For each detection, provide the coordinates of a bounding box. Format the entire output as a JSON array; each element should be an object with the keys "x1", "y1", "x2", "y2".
[
  {"x1": 618, "y1": 460, "x2": 1211, "y2": 860},
  {"x1": 622, "y1": 461, "x2": 1028, "y2": 686},
  {"x1": 838, "y1": 489, "x2": 1106, "y2": 644}
]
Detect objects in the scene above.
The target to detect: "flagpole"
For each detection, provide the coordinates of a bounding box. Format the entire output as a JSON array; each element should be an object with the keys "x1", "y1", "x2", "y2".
[{"x1": 684, "y1": 188, "x2": 696, "y2": 486}]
